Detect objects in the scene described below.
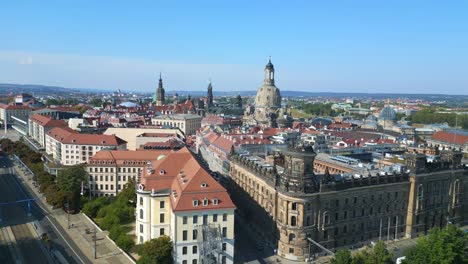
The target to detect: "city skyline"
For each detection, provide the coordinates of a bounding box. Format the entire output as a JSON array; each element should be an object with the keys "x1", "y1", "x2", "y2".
[{"x1": 1, "y1": 1, "x2": 468, "y2": 94}]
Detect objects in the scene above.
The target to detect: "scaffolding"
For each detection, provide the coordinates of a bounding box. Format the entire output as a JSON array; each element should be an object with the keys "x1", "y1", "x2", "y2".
[{"x1": 197, "y1": 223, "x2": 223, "y2": 263}]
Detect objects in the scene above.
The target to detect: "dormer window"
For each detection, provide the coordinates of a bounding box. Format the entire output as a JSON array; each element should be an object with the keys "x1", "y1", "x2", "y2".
[
  {"x1": 159, "y1": 169, "x2": 165, "y2": 175},
  {"x1": 213, "y1": 198, "x2": 219, "y2": 205},
  {"x1": 201, "y1": 182, "x2": 207, "y2": 188},
  {"x1": 203, "y1": 198, "x2": 208, "y2": 206},
  {"x1": 193, "y1": 199, "x2": 199, "y2": 207}
]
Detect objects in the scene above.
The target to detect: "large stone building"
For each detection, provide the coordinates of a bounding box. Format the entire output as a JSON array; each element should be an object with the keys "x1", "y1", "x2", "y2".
[
  {"x1": 28, "y1": 114, "x2": 68, "y2": 150},
  {"x1": 45, "y1": 127, "x2": 127, "y2": 165},
  {"x1": 136, "y1": 147, "x2": 236, "y2": 263},
  {"x1": 228, "y1": 145, "x2": 467, "y2": 261},
  {"x1": 86, "y1": 149, "x2": 177, "y2": 197},
  {"x1": 151, "y1": 114, "x2": 202, "y2": 136},
  {"x1": 243, "y1": 60, "x2": 292, "y2": 128}
]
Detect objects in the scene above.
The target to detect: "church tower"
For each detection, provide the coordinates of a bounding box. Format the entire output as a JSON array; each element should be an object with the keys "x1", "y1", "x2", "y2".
[
  {"x1": 264, "y1": 58, "x2": 275, "y2": 86},
  {"x1": 156, "y1": 73, "x2": 165, "y2": 106},
  {"x1": 207, "y1": 81, "x2": 213, "y2": 107}
]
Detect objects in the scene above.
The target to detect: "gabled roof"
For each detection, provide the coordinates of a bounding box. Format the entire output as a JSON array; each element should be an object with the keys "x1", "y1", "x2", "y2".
[
  {"x1": 47, "y1": 127, "x2": 126, "y2": 146},
  {"x1": 139, "y1": 147, "x2": 235, "y2": 212},
  {"x1": 29, "y1": 114, "x2": 68, "y2": 127}
]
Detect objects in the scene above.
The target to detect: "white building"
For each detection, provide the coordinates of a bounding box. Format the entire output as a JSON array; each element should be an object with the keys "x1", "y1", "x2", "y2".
[
  {"x1": 136, "y1": 147, "x2": 236, "y2": 264},
  {"x1": 87, "y1": 149, "x2": 176, "y2": 197},
  {"x1": 45, "y1": 127, "x2": 127, "y2": 165},
  {"x1": 151, "y1": 114, "x2": 202, "y2": 136},
  {"x1": 28, "y1": 114, "x2": 68, "y2": 149},
  {"x1": 0, "y1": 103, "x2": 31, "y2": 125}
]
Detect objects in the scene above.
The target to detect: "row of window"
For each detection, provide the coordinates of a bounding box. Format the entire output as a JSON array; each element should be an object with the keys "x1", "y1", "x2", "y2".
[
  {"x1": 182, "y1": 214, "x2": 229, "y2": 225},
  {"x1": 192, "y1": 198, "x2": 218, "y2": 207},
  {"x1": 90, "y1": 175, "x2": 136, "y2": 183},
  {"x1": 88, "y1": 167, "x2": 142, "y2": 173},
  {"x1": 181, "y1": 257, "x2": 226, "y2": 264},
  {"x1": 182, "y1": 227, "x2": 228, "y2": 240}
]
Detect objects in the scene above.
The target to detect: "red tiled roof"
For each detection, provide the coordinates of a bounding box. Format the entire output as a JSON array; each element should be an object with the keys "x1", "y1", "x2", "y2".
[
  {"x1": 431, "y1": 131, "x2": 468, "y2": 146},
  {"x1": 140, "y1": 147, "x2": 235, "y2": 212},
  {"x1": 29, "y1": 114, "x2": 68, "y2": 127},
  {"x1": 0, "y1": 103, "x2": 31, "y2": 110},
  {"x1": 47, "y1": 127, "x2": 127, "y2": 146},
  {"x1": 89, "y1": 149, "x2": 176, "y2": 165}
]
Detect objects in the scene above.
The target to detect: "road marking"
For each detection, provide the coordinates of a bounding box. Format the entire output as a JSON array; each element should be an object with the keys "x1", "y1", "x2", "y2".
[{"x1": 10, "y1": 165, "x2": 86, "y2": 264}]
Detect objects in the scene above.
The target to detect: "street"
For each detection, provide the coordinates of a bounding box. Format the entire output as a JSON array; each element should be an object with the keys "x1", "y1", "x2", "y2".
[{"x1": 0, "y1": 156, "x2": 90, "y2": 264}]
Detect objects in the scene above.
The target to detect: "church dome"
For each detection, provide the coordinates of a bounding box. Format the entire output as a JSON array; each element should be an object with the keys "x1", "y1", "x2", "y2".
[
  {"x1": 379, "y1": 106, "x2": 396, "y2": 120},
  {"x1": 255, "y1": 85, "x2": 281, "y2": 108},
  {"x1": 265, "y1": 59, "x2": 274, "y2": 70}
]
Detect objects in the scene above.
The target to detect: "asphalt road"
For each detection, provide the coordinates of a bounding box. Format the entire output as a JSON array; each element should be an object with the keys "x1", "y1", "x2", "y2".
[
  {"x1": 0, "y1": 158, "x2": 50, "y2": 263},
  {"x1": 0, "y1": 156, "x2": 91, "y2": 264}
]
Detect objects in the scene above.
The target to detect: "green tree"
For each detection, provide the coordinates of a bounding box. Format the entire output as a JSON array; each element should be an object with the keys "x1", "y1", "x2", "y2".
[
  {"x1": 116, "y1": 234, "x2": 135, "y2": 252},
  {"x1": 89, "y1": 98, "x2": 103, "y2": 107},
  {"x1": 137, "y1": 236, "x2": 173, "y2": 264},
  {"x1": 82, "y1": 196, "x2": 111, "y2": 218},
  {"x1": 118, "y1": 177, "x2": 136, "y2": 202},
  {"x1": 403, "y1": 225, "x2": 468, "y2": 264},
  {"x1": 367, "y1": 241, "x2": 393, "y2": 264},
  {"x1": 331, "y1": 249, "x2": 353, "y2": 264},
  {"x1": 56, "y1": 165, "x2": 87, "y2": 209}
]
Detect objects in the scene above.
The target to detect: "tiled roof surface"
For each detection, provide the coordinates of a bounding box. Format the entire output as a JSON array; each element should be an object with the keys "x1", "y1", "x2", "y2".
[
  {"x1": 29, "y1": 114, "x2": 68, "y2": 127},
  {"x1": 140, "y1": 147, "x2": 235, "y2": 212},
  {"x1": 431, "y1": 131, "x2": 468, "y2": 145},
  {"x1": 47, "y1": 127, "x2": 126, "y2": 146}
]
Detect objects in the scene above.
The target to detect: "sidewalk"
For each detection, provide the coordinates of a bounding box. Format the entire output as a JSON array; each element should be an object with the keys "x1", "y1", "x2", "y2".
[{"x1": 14, "y1": 163, "x2": 135, "y2": 264}]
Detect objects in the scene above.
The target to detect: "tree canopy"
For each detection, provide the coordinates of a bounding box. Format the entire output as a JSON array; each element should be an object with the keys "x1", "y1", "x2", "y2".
[
  {"x1": 403, "y1": 225, "x2": 468, "y2": 264},
  {"x1": 330, "y1": 241, "x2": 393, "y2": 264},
  {"x1": 137, "y1": 236, "x2": 173, "y2": 264}
]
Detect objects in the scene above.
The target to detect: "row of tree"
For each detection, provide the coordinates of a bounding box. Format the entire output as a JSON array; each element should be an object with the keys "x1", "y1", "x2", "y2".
[
  {"x1": 0, "y1": 138, "x2": 87, "y2": 210},
  {"x1": 408, "y1": 109, "x2": 468, "y2": 129},
  {"x1": 82, "y1": 179, "x2": 136, "y2": 251},
  {"x1": 298, "y1": 103, "x2": 344, "y2": 117},
  {"x1": 331, "y1": 241, "x2": 393, "y2": 264},
  {"x1": 330, "y1": 225, "x2": 468, "y2": 264}
]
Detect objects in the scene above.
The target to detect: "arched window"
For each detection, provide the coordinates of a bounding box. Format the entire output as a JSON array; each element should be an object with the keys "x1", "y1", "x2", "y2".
[
  {"x1": 140, "y1": 209, "x2": 144, "y2": 219},
  {"x1": 288, "y1": 233, "x2": 296, "y2": 242},
  {"x1": 291, "y1": 216, "x2": 297, "y2": 226}
]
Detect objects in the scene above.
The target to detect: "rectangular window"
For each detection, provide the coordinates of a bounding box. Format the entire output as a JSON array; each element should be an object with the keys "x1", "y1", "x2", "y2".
[
  {"x1": 222, "y1": 227, "x2": 227, "y2": 238},
  {"x1": 193, "y1": 215, "x2": 198, "y2": 224},
  {"x1": 160, "y1": 201, "x2": 165, "y2": 209},
  {"x1": 183, "y1": 216, "x2": 188, "y2": 225},
  {"x1": 192, "y1": 246, "x2": 198, "y2": 254},
  {"x1": 222, "y1": 242, "x2": 226, "y2": 251},
  {"x1": 193, "y1": 229, "x2": 198, "y2": 240},
  {"x1": 183, "y1": 230, "x2": 187, "y2": 241},
  {"x1": 160, "y1": 213, "x2": 165, "y2": 223},
  {"x1": 139, "y1": 224, "x2": 143, "y2": 233},
  {"x1": 223, "y1": 213, "x2": 228, "y2": 222},
  {"x1": 203, "y1": 215, "x2": 208, "y2": 225},
  {"x1": 182, "y1": 246, "x2": 187, "y2": 255},
  {"x1": 160, "y1": 228, "x2": 165, "y2": 236},
  {"x1": 213, "y1": 214, "x2": 218, "y2": 222}
]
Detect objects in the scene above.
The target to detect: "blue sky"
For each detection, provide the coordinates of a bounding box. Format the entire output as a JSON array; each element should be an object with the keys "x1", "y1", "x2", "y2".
[{"x1": 0, "y1": 1, "x2": 467, "y2": 94}]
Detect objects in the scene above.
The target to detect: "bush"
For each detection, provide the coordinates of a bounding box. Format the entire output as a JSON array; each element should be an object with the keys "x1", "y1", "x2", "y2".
[
  {"x1": 116, "y1": 234, "x2": 135, "y2": 252},
  {"x1": 109, "y1": 224, "x2": 124, "y2": 241},
  {"x1": 83, "y1": 196, "x2": 111, "y2": 218},
  {"x1": 100, "y1": 214, "x2": 119, "y2": 230}
]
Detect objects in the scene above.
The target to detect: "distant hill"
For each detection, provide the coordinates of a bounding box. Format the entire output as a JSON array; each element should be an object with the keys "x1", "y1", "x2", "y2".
[{"x1": 1, "y1": 83, "x2": 467, "y2": 101}]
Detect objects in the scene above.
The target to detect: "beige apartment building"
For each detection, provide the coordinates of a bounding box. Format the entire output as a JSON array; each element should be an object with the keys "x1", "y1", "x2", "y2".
[
  {"x1": 28, "y1": 114, "x2": 68, "y2": 149},
  {"x1": 86, "y1": 149, "x2": 176, "y2": 196},
  {"x1": 45, "y1": 127, "x2": 127, "y2": 165},
  {"x1": 136, "y1": 147, "x2": 236, "y2": 264},
  {"x1": 151, "y1": 114, "x2": 202, "y2": 135}
]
